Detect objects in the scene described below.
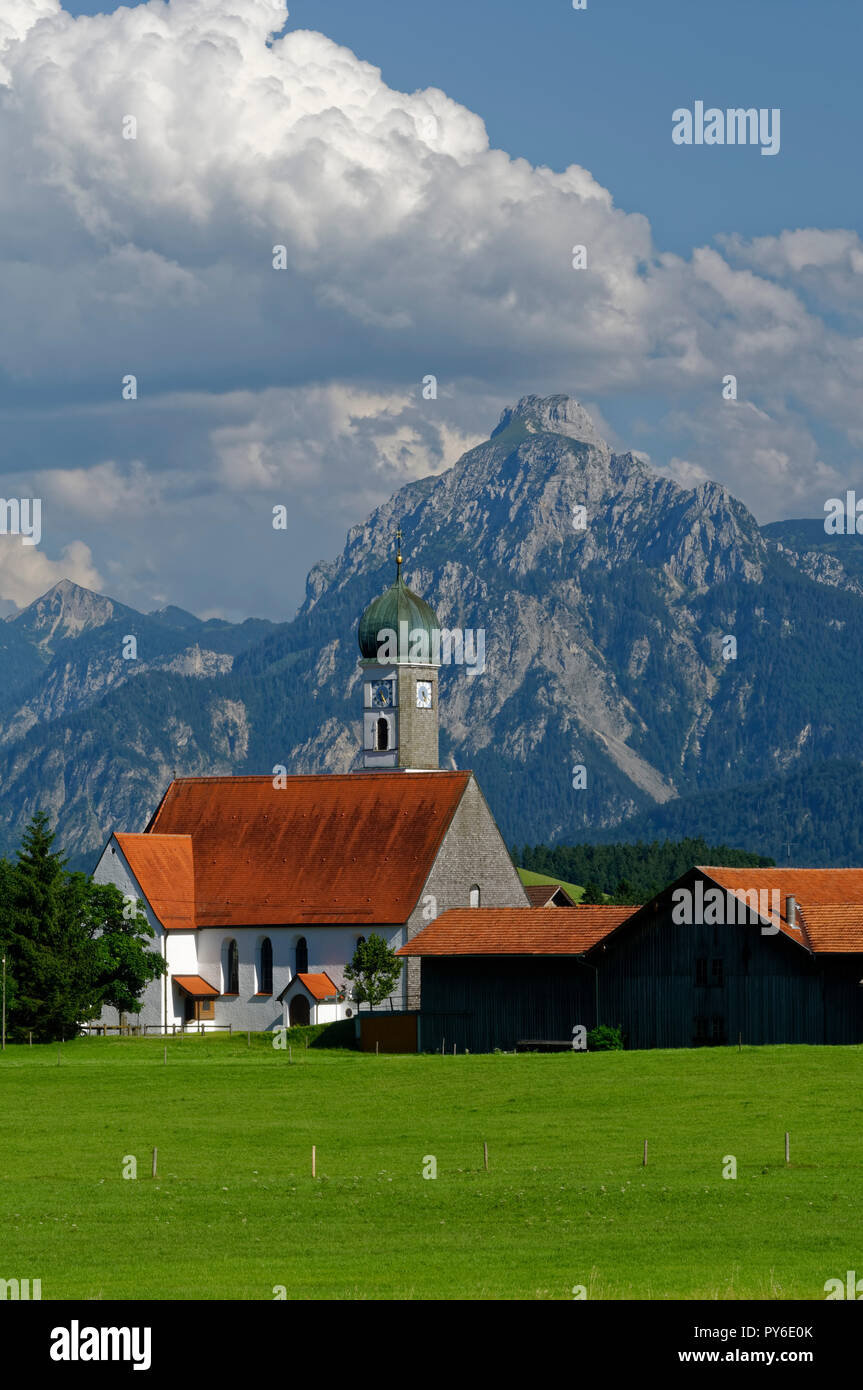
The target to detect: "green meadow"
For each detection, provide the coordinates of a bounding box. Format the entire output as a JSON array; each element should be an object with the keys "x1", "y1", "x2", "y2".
[{"x1": 0, "y1": 1036, "x2": 861, "y2": 1300}]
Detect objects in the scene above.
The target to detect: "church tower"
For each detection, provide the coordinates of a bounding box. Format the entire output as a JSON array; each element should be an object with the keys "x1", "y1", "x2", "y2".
[{"x1": 357, "y1": 530, "x2": 440, "y2": 770}]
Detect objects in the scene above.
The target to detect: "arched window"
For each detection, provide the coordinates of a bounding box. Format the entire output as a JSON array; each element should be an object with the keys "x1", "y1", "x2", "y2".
[
  {"x1": 259, "y1": 937, "x2": 273, "y2": 995},
  {"x1": 295, "y1": 937, "x2": 308, "y2": 975},
  {"x1": 376, "y1": 717, "x2": 389, "y2": 751},
  {"x1": 223, "y1": 939, "x2": 239, "y2": 995},
  {"x1": 469, "y1": 885, "x2": 481, "y2": 908}
]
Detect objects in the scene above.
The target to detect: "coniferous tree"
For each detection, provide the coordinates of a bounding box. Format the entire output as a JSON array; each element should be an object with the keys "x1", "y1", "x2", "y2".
[
  {"x1": 579, "y1": 880, "x2": 605, "y2": 905},
  {"x1": 0, "y1": 812, "x2": 164, "y2": 1042},
  {"x1": 3, "y1": 812, "x2": 94, "y2": 1042}
]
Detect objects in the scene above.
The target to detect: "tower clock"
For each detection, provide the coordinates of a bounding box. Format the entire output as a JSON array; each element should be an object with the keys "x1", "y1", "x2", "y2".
[{"x1": 357, "y1": 531, "x2": 440, "y2": 770}]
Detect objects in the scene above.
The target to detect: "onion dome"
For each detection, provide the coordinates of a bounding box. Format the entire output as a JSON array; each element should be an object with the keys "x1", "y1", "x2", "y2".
[{"x1": 358, "y1": 530, "x2": 440, "y2": 662}]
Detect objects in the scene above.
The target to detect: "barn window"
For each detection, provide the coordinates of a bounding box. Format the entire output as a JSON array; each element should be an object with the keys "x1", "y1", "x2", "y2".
[
  {"x1": 695, "y1": 958, "x2": 707, "y2": 986},
  {"x1": 223, "y1": 939, "x2": 239, "y2": 995},
  {"x1": 376, "y1": 717, "x2": 389, "y2": 751},
  {"x1": 711, "y1": 1015, "x2": 724, "y2": 1042},
  {"x1": 711, "y1": 959, "x2": 724, "y2": 987},
  {"x1": 295, "y1": 937, "x2": 308, "y2": 975},
  {"x1": 469, "y1": 884, "x2": 481, "y2": 908},
  {"x1": 694, "y1": 1015, "x2": 708, "y2": 1041},
  {"x1": 259, "y1": 937, "x2": 273, "y2": 995}
]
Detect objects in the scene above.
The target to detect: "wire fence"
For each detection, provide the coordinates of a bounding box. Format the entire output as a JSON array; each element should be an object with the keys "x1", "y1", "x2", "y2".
[
  {"x1": 354, "y1": 993, "x2": 421, "y2": 1013},
  {"x1": 80, "y1": 1022, "x2": 234, "y2": 1037},
  {"x1": 76, "y1": 996, "x2": 423, "y2": 1037}
]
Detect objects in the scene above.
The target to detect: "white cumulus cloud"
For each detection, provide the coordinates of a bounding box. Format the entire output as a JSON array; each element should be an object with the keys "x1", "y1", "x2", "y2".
[{"x1": 0, "y1": 0, "x2": 861, "y2": 612}]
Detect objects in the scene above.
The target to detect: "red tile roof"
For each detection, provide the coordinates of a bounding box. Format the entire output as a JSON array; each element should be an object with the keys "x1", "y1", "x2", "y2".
[
  {"x1": 699, "y1": 867, "x2": 863, "y2": 953},
  {"x1": 114, "y1": 832, "x2": 195, "y2": 931},
  {"x1": 398, "y1": 906, "x2": 636, "y2": 956},
  {"x1": 174, "y1": 974, "x2": 219, "y2": 997},
  {"x1": 295, "y1": 972, "x2": 338, "y2": 1000},
  {"x1": 143, "y1": 773, "x2": 469, "y2": 928},
  {"x1": 798, "y1": 906, "x2": 863, "y2": 953},
  {"x1": 524, "y1": 884, "x2": 577, "y2": 907}
]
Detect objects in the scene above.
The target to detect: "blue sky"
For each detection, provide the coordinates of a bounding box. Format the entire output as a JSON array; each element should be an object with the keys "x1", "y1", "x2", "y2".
[{"x1": 0, "y1": 0, "x2": 861, "y2": 619}]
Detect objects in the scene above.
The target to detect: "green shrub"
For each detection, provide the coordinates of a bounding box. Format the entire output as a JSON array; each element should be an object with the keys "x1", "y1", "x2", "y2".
[{"x1": 587, "y1": 1024, "x2": 624, "y2": 1051}]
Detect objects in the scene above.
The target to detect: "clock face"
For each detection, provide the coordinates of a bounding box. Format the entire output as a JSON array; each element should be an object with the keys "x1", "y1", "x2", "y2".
[
  {"x1": 416, "y1": 681, "x2": 432, "y2": 709},
  {"x1": 371, "y1": 679, "x2": 394, "y2": 708}
]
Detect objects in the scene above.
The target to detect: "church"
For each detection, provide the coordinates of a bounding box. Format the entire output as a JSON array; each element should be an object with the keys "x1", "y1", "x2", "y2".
[{"x1": 92, "y1": 542, "x2": 528, "y2": 1032}]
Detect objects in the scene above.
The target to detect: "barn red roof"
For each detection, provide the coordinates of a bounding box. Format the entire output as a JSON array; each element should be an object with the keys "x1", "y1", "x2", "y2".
[
  {"x1": 398, "y1": 905, "x2": 636, "y2": 956},
  {"x1": 114, "y1": 832, "x2": 195, "y2": 931},
  {"x1": 138, "y1": 773, "x2": 469, "y2": 929},
  {"x1": 699, "y1": 867, "x2": 863, "y2": 953}
]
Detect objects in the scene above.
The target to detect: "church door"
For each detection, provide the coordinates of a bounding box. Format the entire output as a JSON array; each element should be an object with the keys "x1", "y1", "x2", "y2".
[{"x1": 290, "y1": 995, "x2": 310, "y2": 1027}]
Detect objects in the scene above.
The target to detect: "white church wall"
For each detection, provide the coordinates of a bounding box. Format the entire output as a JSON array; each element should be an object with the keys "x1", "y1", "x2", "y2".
[
  {"x1": 190, "y1": 925, "x2": 406, "y2": 1030},
  {"x1": 90, "y1": 843, "x2": 418, "y2": 1033},
  {"x1": 314, "y1": 1001, "x2": 342, "y2": 1025},
  {"x1": 91, "y1": 840, "x2": 165, "y2": 1031},
  {"x1": 166, "y1": 931, "x2": 199, "y2": 976},
  {"x1": 163, "y1": 931, "x2": 203, "y2": 1028}
]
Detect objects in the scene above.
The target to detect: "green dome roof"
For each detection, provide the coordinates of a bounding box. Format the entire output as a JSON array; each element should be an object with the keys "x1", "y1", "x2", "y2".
[{"x1": 358, "y1": 575, "x2": 440, "y2": 662}]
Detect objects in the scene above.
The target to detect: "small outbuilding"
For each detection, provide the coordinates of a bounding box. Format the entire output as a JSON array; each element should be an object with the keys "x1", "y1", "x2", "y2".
[{"x1": 278, "y1": 972, "x2": 347, "y2": 1028}]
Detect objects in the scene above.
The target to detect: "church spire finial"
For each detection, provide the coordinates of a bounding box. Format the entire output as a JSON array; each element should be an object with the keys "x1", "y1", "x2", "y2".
[{"x1": 396, "y1": 525, "x2": 403, "y2": 582}]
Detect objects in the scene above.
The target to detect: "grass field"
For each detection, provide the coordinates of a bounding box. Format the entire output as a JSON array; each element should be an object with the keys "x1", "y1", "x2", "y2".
[
  {"x1": 1, "y1": 1035, "x2": 861, "y2": 1300},
  {"x1": 517, "y1": 867, "x2": 585, "y2": 900}
]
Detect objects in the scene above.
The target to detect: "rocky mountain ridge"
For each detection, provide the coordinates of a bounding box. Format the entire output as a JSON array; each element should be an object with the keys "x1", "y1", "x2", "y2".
[{"x1": 0, "y1": 394, "x2": 861, "y2": 869}]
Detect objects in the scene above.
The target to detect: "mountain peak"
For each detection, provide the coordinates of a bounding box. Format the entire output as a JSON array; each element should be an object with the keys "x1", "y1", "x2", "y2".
[
  {"x1": 13, "y1": 580, "x2": 132, "y2": 644},
  {"x1": 492, "y1": 394, "x2": 606, "y2": 448}
]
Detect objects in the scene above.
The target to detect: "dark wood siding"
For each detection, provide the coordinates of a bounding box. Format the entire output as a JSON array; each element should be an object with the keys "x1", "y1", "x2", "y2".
[
  {"x1": 595, "y1": 907, "x2": 826, "y2": 1048},
  {"x1": 420, "y1": 957, "x2": 595, "y2": 1053},
  {"x1": 417, "y1": 870, "x2": 863, "y2": 1051}
]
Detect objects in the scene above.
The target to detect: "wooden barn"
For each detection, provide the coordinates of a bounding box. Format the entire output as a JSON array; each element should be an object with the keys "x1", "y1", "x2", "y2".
[
  {"x1": 400, "y1": 867, "x2": 863, "y2": 1051},
  {"x1": 396, "y1": 905, "x2": 634, "y2": 1053}
]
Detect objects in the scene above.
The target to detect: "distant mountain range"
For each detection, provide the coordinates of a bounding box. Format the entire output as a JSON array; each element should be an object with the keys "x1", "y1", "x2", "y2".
[{"x1": 2, "y1": 394, "x2": 862, "y2": 871}]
